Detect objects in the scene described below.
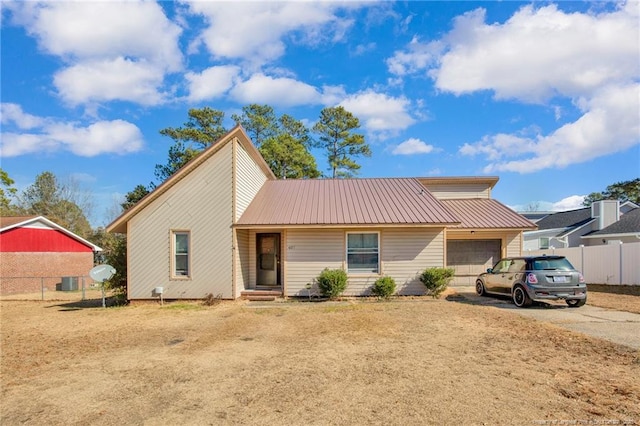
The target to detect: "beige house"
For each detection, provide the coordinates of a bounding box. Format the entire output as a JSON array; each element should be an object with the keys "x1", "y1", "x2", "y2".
[{"x1": 107, "y1": 126, "x2": 535, "y2": 300}]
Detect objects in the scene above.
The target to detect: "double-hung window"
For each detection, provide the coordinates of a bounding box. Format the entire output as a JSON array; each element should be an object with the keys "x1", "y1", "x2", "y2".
[
  {"x1": 346, "y1": 232, "x2": 379, "y2": 273},
  {"x1": 172, "y1": 231, "x2": 190, "y2": 278}
]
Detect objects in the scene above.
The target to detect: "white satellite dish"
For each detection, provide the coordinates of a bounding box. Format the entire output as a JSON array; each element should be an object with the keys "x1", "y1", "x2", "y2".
[
  {"x1": 89, "y1": 264, "x2": 116, "y2": 308},
  {"x1": 89, "y1": 264, "x2": 116, "y2": 282}
]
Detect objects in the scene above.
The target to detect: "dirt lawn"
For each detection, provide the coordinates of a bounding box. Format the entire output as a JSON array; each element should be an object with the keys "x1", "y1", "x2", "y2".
[{"x1": 1, "y1": 295, "x2": 639, "y2": 425}]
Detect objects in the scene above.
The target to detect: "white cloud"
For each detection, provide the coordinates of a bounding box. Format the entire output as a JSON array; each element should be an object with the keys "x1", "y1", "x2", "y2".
[
  {"x1": 392, "y1": 138, "x2": 435, "y2": 155},
  {"x1": 1, "y1": 103, "x2": 46, "y2": 129},
  {"x1": 461, "y1": 83, "x2": 640, "y2": 173},
  {"x1": 54, "y1": 58, "x2": 167, "y2": 106},
  {"x1": 230, "y1": 73, "x2": 321, "y2": 107},
  {"x1": 0, "y1": 104, "x2": 144, "y2": 157},
  {"x1": 339, "y1": 91, "x2": 416, "y2": 134},
  {"x1": 511, "y1": 195, "x2": 586, "y2": 212},
  {"x1": 552, "y1": 195, "x2": 586, "y2": 211},
  {"x1": 185, "y1": 65, "x2": 241, "y2": 102},
  {"x1": 386, "y1": 36, "x2": 443, "y2": 77},
  {"x1": 389, "y1": 2, "x2": 639, "y2": 173},
  {"x1": 6, "y1": 1, "x2": 183, "y2": 106},
  {"x1": 390, "y1": 3, "x2": 639, "y2": 102},
  {"x1": 184, "y1": 2, "x2": 359, "y2": 67}
]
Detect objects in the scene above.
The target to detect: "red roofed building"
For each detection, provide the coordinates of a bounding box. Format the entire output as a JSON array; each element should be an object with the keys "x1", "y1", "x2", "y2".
[
  {"x1": 107, "y1": 126, "x2": 536, "y2": 300},
  {"x1": 0, "y1": 216, "x2": 102, "y2": 295}
]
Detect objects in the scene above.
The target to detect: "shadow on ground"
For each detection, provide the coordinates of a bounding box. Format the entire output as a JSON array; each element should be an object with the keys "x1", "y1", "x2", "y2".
[
  {"x1": 45, "y1": 297, "x2": 125, "y2": 311},
  {"x1": 446, "y1": 290, "x2": 575, "y2": 311}
]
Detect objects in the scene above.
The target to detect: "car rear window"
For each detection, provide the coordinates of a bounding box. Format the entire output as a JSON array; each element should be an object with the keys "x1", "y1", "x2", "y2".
[{"x1": 531, "y1": 257, "x2": 575, "y2": 271}]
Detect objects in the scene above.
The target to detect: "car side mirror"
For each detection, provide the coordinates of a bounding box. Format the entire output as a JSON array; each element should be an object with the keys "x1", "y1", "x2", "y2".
[{"x1": 487, "y1": 268, "x2": 493, "y2": 273}]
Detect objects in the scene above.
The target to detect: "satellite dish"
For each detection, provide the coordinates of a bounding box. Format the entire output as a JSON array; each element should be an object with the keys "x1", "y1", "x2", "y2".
[{"x1": 89, "y1": 264, "x2": 116, "y2": 282}]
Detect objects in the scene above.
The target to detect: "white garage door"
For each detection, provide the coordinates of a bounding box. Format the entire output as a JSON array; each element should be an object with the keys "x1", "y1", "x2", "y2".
[{"x1": 447, "y1": 240, "x2": 501, "y2": 286}]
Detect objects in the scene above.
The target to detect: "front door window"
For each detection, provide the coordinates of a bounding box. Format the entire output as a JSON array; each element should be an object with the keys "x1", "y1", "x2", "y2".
[{"x1": 257, "y1": 233, "x2": 280, "y2": 286}]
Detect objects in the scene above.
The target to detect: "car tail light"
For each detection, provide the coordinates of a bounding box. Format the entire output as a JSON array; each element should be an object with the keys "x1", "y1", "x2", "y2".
[
  {"x1": 578, "y1": 273, "x2": 585, "y2": 283},
  {"x1": 527, "y1": 273, "x2": 538, "y2": 284}
]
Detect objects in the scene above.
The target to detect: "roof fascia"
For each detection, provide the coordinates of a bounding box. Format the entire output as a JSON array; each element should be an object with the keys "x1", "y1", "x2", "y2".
[
  {"x1": 233, "y1": 223, "x2": 457, "y2": 230},
  {"x1": 418, "y1": 176, "x2": 499, "y2": 189},
  {"x1": 107, "y1": 125, "x2": 269, "y2": 234},
  {"x1": 582, "y1": 232, "x2": 640, "y2": 239}
]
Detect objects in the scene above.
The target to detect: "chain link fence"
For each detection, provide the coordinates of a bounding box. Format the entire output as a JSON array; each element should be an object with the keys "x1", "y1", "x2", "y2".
[{"x1": 0, "y1": 276, "x2": 109, "y2": 301}]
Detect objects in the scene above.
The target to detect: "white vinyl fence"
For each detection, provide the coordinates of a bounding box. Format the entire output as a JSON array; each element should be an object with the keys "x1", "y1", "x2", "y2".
[{"x1": 526, "y1": 242, "x2": 640, "y2": 286}]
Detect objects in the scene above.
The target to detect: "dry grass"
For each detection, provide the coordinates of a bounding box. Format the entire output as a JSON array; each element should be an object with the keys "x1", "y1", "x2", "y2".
[
  {"x1": 587, "y1": 285, "x2": 640, "y2": 314},
  {"x1": 1, "y1": 297, "x2": 639, "y2": 425}
]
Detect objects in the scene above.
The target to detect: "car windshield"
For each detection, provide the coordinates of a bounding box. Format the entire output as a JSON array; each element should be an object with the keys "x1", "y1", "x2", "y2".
[{"x1": 531, "y1": 257, "x2": 575, "y2": 271}]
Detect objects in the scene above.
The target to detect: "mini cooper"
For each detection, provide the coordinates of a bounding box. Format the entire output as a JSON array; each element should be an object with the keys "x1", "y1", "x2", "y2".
[{"x1": 475, "y1": 255, "x2": 587, "y2": 308}]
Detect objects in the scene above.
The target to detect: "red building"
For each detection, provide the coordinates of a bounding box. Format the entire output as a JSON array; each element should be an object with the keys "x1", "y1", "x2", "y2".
[{"x1": 0, "y1": 216, "x2": 102, "y2": 296}]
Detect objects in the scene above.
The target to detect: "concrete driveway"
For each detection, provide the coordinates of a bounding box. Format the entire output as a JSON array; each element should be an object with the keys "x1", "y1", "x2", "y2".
[{"x1": 452, "y1": 287, "x2": 640, "y2": 350}]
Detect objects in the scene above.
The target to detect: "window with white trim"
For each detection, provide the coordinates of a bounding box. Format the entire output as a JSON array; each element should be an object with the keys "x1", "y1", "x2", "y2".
[
  {"x1": 346, "y1": 232, "x2": 379, "y2": 273},
  {"x1": 172, "y1": 231, "x2": 190, "y2": 278},
  {"x1": 539, "y1": 237, "x2": 550, "y2": 249}
]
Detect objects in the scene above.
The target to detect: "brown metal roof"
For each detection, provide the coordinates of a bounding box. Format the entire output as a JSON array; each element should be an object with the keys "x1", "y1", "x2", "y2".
[
  {"x1": 236, "y1": 178, "x2": 460, "y2": 227},
  {"x1": 441, "y1": 199, "x2": 537, "y2": 229},
  {"x1": 0, "y1": 216, "x2": 37, "y2": 229}
]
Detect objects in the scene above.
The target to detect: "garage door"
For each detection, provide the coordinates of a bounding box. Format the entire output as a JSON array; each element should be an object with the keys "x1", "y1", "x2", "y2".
[{"x1": 447, "y1": 240, "x2": 501, "y2": 286}]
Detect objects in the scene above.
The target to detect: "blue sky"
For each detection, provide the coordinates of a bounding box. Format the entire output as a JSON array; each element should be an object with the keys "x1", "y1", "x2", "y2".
[{"x1": 1, "y1": 1, "x2": 639, "y2": 227}]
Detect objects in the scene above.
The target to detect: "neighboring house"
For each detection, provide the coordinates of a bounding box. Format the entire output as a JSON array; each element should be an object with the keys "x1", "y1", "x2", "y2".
[
  {"x1": 106, "y1": 126, "x2": 535, "y2": 300},
  {"x1": 0, "y1": 216, "x2": 102, "y2": 295},
  {"x1": 522, "y1": 201, "x2": 639, "y2": 250},
  {"x1": 581, "y1": 207, "x2": 640, "y2": 245}
]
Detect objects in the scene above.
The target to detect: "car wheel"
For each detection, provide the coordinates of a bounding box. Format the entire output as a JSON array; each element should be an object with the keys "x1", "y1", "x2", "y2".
[
  {"x1": 475, "y1": 280, "x2": 486, "y2": 296},
  {"x1": 512, "y1": 285, "x2": 532, "y2": 308},
  {"x1": 566, "y1": 298, "x2": 586, "y2": 307}
]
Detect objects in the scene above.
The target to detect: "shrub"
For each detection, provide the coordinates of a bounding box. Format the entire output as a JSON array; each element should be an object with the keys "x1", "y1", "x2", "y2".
[
  {"x1": 316, "y1": 268, "x2": 348, "y2": 299},
  {"x1": 202, "y1": 293, "x2": 223, "y2": 306},
  {"x1": 371, "y1": 276, "x2": 396, "y2": 299},
  {"x1": 420, "y1": 267, "x2": 455, "y2": 299}
]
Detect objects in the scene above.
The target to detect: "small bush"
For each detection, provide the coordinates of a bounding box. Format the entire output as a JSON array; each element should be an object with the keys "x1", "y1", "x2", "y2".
[
  {"x1": 420, "y1": 267, "x2": 455, "y2": 299},
  {"x1": 371, "y1": 276, "x2": 396, "y2": 299},
  {"x1": 202, "y1": 293, "x2": 223, "y2": 306},
  {"x1": 316, "y1": 268, "x2": 348, "y2": 299}
]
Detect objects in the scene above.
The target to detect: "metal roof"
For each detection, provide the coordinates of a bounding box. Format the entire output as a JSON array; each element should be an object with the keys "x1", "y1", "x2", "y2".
[
  {"x1": 441, "y1": 199, "x2": 537, "y2": 229},
  {"x1": 236, "y1": 178, "x2": 460, "y2": 227},
  {"x1": 0, "y1": 216, "x2": 38, "y2": 229}
]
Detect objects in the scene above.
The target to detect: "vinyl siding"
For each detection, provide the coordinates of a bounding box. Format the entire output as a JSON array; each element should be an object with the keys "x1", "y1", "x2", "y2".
[
  {"x1": 380, "y1": 228, "x2": 445, "y2": 295},
  {"x1": 235, "y1": 140, "x2": 269, "y2": 221},
  {"x1": 284, "y1": 229, "x2": 344, "y2": 296},
  {"x1": 283, "y1": 227, "x2": 445, "y2": 297},
  {"x1": 128, "y1": 142, "x2": 234, "y2": 299},
  {"x1": 235, "y1": 229, "x2": 250, "y2": 293},
  {"x1": 421, "y1": 183, "x2": 491, "y2": 199}
]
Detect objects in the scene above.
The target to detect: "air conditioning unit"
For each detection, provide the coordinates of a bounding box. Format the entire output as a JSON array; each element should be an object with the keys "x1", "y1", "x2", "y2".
[{"x1": 61, "y1": 277, "x2": 78, "y2": 291}]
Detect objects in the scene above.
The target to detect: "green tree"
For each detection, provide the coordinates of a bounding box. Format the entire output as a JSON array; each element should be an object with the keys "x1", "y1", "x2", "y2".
[
  {"x1": 121, "y1": 184, "x2": 150, "y2": 211},
  {"x1": 155, "y1": 107, "x2": 228, "y2": 183},
  {"x1": 312, "y1": 106, "x2": 371, "y2": 178},
  {"x1": 0, "y1": 168, "x2": 19, "y2": 214},
  {"x1": 583, "y1": 178, "x2": 640, "y2": 206},
  {"x1": 232, "y1": 104, "x2": 278, "y2": 147},
  {"x1": 18, "y1": 171, "x2": 92, "y2": 238},
  {"x1": 233, "y1": 105, "x2": 320, "y2": 179},
  {"x1": 90, "y1": 228, "x2": 127, "y2": 302}
]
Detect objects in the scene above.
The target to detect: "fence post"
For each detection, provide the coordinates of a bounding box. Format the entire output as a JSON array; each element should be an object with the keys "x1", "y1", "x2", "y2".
[
  {"x1": 82, "y1": 276, "x2": 86, "y2": 301},
  {"x1": 619, "y1": 242, "x2": 623, "y2": 285},
  {"x1": 41, "y1": 277, "x2": 45, "y2": 301}
]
